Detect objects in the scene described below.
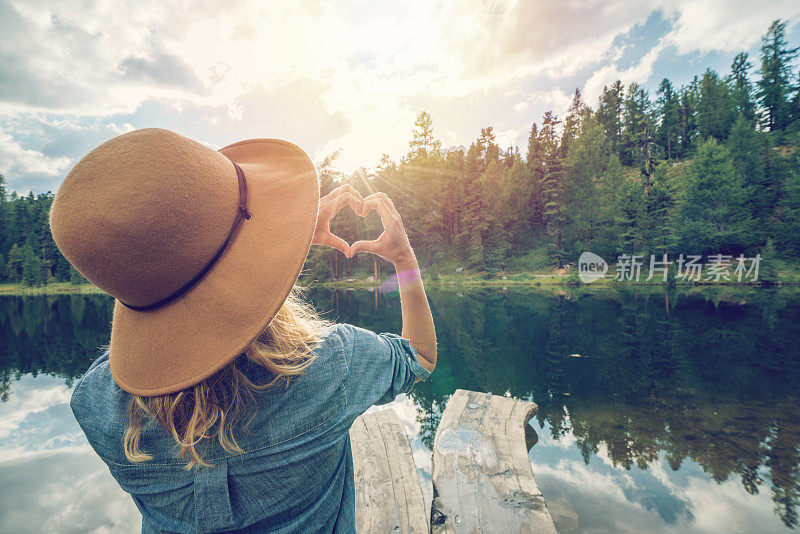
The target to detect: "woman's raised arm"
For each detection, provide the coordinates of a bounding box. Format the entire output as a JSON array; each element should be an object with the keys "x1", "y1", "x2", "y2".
[{"x1": 349, "y1": 193, "x2": 437, "y2": 374}]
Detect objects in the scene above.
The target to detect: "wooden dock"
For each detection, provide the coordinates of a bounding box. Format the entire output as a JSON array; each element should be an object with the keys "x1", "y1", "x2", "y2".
[
  {"x1": 350, "y1": 408, "x2": 428, "y2": 533},
  {"x1": 430, "y1": 390, "x2": 557, "y2": 533},
  {"x1": 350, "y1": 390, "x2": 556, "y2": 533}
]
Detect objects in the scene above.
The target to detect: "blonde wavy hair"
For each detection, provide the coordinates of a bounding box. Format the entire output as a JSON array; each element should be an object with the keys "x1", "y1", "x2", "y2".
[{"x1": 122, "y1": 286, "x2": 331, "y2": 469}]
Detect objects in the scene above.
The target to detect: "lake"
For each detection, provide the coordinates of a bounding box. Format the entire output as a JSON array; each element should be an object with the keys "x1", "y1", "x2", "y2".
[{"x1": 1, "y1": 287, "x2": 799, "y2": 533}]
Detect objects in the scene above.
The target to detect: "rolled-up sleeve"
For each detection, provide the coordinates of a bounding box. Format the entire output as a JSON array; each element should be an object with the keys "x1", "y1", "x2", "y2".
[{"x1": 336, "y1": 323, "x2": 431, "y2": 417}]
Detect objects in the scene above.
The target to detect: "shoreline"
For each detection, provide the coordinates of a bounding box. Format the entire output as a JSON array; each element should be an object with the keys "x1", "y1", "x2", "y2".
[{"x1": 1, "y1": 272, "x2": 796, "y2": 297}]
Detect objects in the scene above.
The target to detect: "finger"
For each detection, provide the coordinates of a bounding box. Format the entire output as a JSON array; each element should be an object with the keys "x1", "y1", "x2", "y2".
[
  {"x1": 320, "y1": 191, "x2": 361, "y2": 221},
  {"x1": 327, "y1": 183, "x2": 362, "y2": 203},
  {"x1": 330, "y1": 191, "x2": 363, "y2": 216},
  {"x1": 360, "y1": 196, "x2": 396, "y2": 226},
  {"x1": 350, "y1": 238, "x2": 383, "y2": 256},
  {"x1": 320, "y1": 184, "x2": 360, "y2": 211},
  {"x1": 378, "y1": 192, "x2": 402, "y2": 221},
  {"x1": 315, "y1": 231, "x2": 351, "y2": 256},
  {"x1": 325, "y1": 183, "x2": 358, "y2": 197}
]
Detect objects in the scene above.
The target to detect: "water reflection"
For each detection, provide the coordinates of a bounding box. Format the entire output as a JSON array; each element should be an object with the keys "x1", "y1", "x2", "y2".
[
  {"x1": 1, "y1": 289, "x2": 799, "y2": 532},
  {"x1": 310, "y1": 288, "x2": 800, "y2": 530},
  {"x1": 0, "y1": 294, "x2": 114, "y2": 401}
]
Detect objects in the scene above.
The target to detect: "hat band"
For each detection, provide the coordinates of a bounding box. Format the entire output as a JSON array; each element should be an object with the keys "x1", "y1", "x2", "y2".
[{"x1": 119, "y1": 162, "x2": 253, "y2": 312}]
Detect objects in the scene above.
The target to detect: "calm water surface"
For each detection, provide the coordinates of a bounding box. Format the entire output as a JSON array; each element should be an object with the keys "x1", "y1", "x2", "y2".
[{"x1": 1, "y1": 288, "x2": 799, "y2": 533}]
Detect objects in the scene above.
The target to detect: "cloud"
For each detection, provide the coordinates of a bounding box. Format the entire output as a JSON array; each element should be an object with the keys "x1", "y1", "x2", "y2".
[
  {"x1": 531, "y1": 426, "x2": 790, "y2": 532},
  {"x1": 0, "y1": 374, "x2": 141, "y2": 532},
  {"x1": 0, "y1": 375, "x2": 72, "y2": 441},
  {"x1": 231, "y1": 80, "x2": 351, "y2": 149},
  {"x1": 0, "y1": 0, "x2": 799, "y2": 191},
  {"x1": 0, "y1": 132, "x2": 72, "y2": 192},
  {"x1": 663, "y1": 0, "x2": 800, "y2": 54},
  {"x1": 0, "y1": 449, "x2": 141, "y2": 533},
  {"x1": 421, "y1": 0, "x2": 668, "y2": 95},
  {"x1": 582, "y1": 43, "x2": 666, "y2": 104},
  {"x1": 0, "y1": 1, "x2": 98, "y2": 110},
  {"x1": 119, "y1": 49, "x2": 205, "y2": 93},
  {"x1": 0, "y1": 75, "x2": 350, "y2": 192}
]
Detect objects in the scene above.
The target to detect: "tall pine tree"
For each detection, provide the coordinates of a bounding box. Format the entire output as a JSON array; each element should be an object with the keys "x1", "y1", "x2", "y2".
[
  {"x1": 539, "y1": 112, "x2": 566, "y2": 267},
  {"x1": 656, "y1": 78, "x2": 680, "y2": 160},
  {"x1": 757, "y1": 19, "x2": 798, "y2": 131},
  {"x1": 729, "y1": 52, "x2": 757, "y2": 123}
]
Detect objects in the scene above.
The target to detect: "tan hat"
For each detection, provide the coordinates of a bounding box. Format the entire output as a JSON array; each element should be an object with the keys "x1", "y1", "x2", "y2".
[{"x1": 49, "y1": 128, "x2": 319, "y2": 396}]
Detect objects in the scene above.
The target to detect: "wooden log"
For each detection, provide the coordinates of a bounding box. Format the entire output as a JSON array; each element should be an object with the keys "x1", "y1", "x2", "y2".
[
  {"x1": 350, "y1": 408, "x2": 428, "y2": 533},
  {"x1": 431, "y1": 389, "x2": 557, "y2": 533}
]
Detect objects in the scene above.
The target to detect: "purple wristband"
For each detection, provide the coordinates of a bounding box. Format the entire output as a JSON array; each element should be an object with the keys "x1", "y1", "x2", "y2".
[
  {"x1": 379, "y1": 269, "x2": 421, "y2": 296},
  {"x1": 397, "y1": 268, "x2": 421, "y2": 287}
]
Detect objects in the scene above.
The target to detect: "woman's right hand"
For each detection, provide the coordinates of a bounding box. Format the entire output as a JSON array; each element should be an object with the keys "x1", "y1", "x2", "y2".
[
  {"x1": 348, "y1": 192, "x2": 416, "y2": 267},
  {"x1": 311, "y1": 184, "x2": 363, "y2": 257}
]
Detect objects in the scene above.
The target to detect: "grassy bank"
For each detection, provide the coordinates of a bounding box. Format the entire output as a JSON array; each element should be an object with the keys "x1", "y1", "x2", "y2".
[
  {"x1": 2, "y1": 261, "x2": 799, "y2": 296},
  {"x1": 306, "y1": 261, "x2": 800, "y2": 289},
  {"x1": 0, "y1": 282, "x2": 105, "y2": 295}
]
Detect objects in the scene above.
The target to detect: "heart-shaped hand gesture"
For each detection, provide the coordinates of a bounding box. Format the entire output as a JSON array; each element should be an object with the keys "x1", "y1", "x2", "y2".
[
  {"x1": 312, "y1": 186, "x2": 415, "y2": 266},
  {"x1": 348, "y1": 192, "x2": 414, "y2": 265},
  {"x1": 311, "y1": 184, "x2": 363, "y2": 257}
]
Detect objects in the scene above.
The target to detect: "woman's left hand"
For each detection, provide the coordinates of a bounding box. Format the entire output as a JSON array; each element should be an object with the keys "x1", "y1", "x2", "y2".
[{"x1": 311, "y1": 184, "x2": 363, "y2": 256}]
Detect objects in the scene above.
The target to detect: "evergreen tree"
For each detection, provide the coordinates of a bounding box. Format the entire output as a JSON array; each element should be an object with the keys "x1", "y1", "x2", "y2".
[
  {"x1": 561, "y1": 88, "x2": 587, "y2": 157},
  {"x1": 727, "y1": 116, "x2": 769, "y2": 242},
  {"x1": 777, "y1": 156, "x2": 800, "y2": 256},
  {"x1": 458, "y1": 141, "x2": 489, "y2": 268},
  {"x1": 459, "y1": 127, "x2": 503, "y2": 268},
  {"x1": 766, "y1": 133, "x2": 798, "y2": 255},
  {"x1": 408, "y1": 111, "x2": 441, "y2": 159},
  {"x1": 525, "y1": 122, "x2": 547, "y2": 238},
  {"x1": 539, "y1": 112, "x2": 566, "y2": 266},
  {"x1": 697, "y1": 69, "x2": 736, "y2": 140},
  {"x1": 595, "y1": 155, "x2": 626, "y2": 257},
  {"x1": 0, "y1": 175, "x2": 8, "y2": 258},
  {"x1": 5, "y1": 243, "x2": 22, "y2": 283},
  {"x1": 792, "y1": 66, "x2": 800, "y2": 128},
  {"x1": 526, "y1": 123, "x2": 540, "y2": 167},
  {"x1": 679, "y1": 138, "x2": 751, "y2": 254},
  {"x1": 622, "y1": 82, "x2": 659, "y2": 182},
  {"x1": 597, "y1": 80, "x2": 624, "y2": 154},
  {"x1": 757, "y1": 19, "x2": 798, "y2": 131},
  {"x1": 563, "y1": 113, "x2": 607, "y2": 252},
  {"x1": 69, "y1": 264, "x2": 87, "y2": 285},
  {"x1": 477, "y1": 127, "x2": 500, "y2": 165},
  {"x1": 656, "y1": 78, "x2": 680, "y2": 160},
  {"x1": 21, "y1": 243, "x2": 42, "y2": 286},
  {"x1": 502, "y1": 160, "x2": 537, "y2": 252},
  {"x1": 759, "y1": 237, "x2": 780, "y2": 283},
  {"x1": 617, "y1": 177, "x2": 646, "y2": 254},
  {"x1": 476, "y1": 159, "x2": 511, "y2": 268},
  {"x1": 677, "y1": 79, "x2": 700, "y2": 157},
  {"x1": 729, "y1": 52, "x2": 757, "y2": 123},
  {"x1": 621, "y1": 82, "x2": 653, "y2": 168},
  {"x1": 646, "y1": 162, "x2": 677, "y2": 254}
]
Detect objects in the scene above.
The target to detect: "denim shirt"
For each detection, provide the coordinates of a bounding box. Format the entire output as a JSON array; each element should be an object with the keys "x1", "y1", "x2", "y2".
[{"x1": 70, "y1": 323, "x2": 432, "y2": 533}]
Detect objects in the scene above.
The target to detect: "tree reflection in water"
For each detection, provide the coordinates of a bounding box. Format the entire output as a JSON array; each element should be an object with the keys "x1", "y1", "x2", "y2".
[
  {"x1": 1, "y1": 288, "x2": 798, "y2": 528},
  {"x1": 309, "y1": 288, "x2": 800, "y2": 529}
]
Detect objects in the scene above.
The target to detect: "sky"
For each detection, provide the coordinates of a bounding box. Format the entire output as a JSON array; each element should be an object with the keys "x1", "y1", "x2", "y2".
[{"x1": 1, "y1": 0, "x2": 800, "y2": 195}]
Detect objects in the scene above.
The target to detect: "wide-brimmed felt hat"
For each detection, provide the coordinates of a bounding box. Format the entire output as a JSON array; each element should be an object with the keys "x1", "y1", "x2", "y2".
[{"x1": 49, "y1": 128, "x2": 319, "y2": 396}]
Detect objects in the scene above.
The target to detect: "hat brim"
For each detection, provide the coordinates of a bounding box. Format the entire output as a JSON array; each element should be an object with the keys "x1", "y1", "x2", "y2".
[{"x1": 108, "y1": 139, "x2": 320, "y2": 396}]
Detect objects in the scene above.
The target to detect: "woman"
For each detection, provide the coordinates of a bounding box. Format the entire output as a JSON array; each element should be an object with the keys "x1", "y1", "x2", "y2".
[{"x1": 49, "y1": 128, "x2": 437, "y2": 533}]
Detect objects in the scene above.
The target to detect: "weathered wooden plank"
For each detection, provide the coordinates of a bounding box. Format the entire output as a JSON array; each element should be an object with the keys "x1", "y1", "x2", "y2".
[
  {"x1": 350, "y1": 408, "x2": 428, "y2": 533},
  {"x1": 431, "y1": 389, "x2": 557, "y2": 533}
]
